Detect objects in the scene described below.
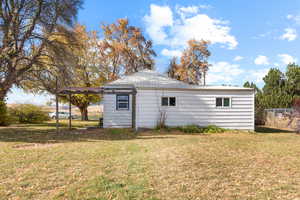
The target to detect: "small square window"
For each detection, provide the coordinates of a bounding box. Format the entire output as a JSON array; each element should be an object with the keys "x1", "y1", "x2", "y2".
[
  {"x1": 216, "y1": 98, "x2": 223, "y2": 107},
  {"x1": 161, "y1": 97, "x2": 169, "y2": 106},
  {"x1": 169, "y1": 97, "x2": 176, "y2": 106},
  {"x1": 116, "y1": 94, "x2": 129, "y2": 110},
  {"x1": 223, "y1": 98, "x2": 230, "y2": 107}
]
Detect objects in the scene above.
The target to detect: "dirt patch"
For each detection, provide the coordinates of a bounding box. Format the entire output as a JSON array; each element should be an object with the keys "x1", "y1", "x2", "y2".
[{"x1": 12, "y1": 143, "x2": 60, "y2": 149}]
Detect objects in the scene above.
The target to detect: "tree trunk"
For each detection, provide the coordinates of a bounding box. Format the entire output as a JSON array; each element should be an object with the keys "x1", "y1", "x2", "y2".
[
  {"x1": 0, "y1": 89, "x2": 8, "y2": 102},
  {"x1": 79, "y1": 106, "x2": 89, "y2": 121}
]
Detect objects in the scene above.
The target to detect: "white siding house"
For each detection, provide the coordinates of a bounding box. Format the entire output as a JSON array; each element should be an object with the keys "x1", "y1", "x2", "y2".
[{"x1": 103, "y1": 70, "x2": 255, "y2": 130}]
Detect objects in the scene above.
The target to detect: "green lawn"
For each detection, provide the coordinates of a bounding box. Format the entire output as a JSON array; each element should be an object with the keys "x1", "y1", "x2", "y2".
[{"x1": 0, "y1": 123, "x2": 299, "y2": 200}]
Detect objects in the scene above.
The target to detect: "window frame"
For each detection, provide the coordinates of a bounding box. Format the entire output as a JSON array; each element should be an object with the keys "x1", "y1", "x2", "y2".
[
  {"x1": 161, "y1": 97, "x2": 176, "y2": 107},
  {"x1": 215, "y1": 97, "x2": 231, "y2": 108},
  {"x1": 116, "y1": 94, "x2": 130, "y2": 110}
]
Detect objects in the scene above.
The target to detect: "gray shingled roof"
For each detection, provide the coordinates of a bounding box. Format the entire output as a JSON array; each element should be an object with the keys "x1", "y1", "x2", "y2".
[{"x1": 105, "y1": 70, "x2": 253, "y2": 91}]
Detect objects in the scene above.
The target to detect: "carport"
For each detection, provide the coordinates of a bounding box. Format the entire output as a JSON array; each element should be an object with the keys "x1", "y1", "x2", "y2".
[{"x1": 56, "y1": 86, "x2": 136, "y2": 132}]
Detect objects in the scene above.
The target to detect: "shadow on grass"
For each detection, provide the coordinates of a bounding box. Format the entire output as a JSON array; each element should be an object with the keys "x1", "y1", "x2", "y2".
[
  {"x1": 136, "y1": 136, "x2": 175, "y2": 140},
  {"x1": 0, "y1": 127, "x2": 139, "y2": 144},
  {"x1": 11, "y1": 120, "x2": 99, "y2": 128},
  {"x1": 255, "y1": 126, "x2": 294, "y2": 133},
  {"x1": 0, "y1": 126, "x2": 177, "y2": 144},
  {"x1": 3, "y1": 125, "x2": 295, "y2": 144}
]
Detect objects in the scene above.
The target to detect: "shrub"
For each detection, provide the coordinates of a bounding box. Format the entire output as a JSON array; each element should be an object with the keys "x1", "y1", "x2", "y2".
[
  {"x1": 202, "y1": 125, "x2": 226, "y2": 133},
  {"x1": 155, "y1": 124, "x2": 227, "y2": 134},
  {"x1": 0, "y1": 100, "x2": 10, "y2": 126},
  {"x1": 9, "y1": 104, "x2": 50, "y2": 124},
  {"x1": 177, "y1": 125, "x2": 204, "y2": 133},
  {"x1": 175, "y1": 125, "x2": 226, "y2": 134}
]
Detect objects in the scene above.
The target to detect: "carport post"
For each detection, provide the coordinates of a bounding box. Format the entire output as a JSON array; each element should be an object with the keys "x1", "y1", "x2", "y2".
[
  {"x1": 69, "y1": 94, "x2": 72, "y2": 130},
  {"x1": 132, "y1": 91, "x2": 136, "y2": 130}
]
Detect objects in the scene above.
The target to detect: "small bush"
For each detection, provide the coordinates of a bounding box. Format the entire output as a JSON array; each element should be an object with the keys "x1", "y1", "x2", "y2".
[
  {"x1": 203, "y1": 125, "x2": 226, "y2": 134},
  {"x1": 174, "y1": 125, "x2": 227, "y2": 134},
  {"x1": 155, "y1": 124, "x2": 227, "y2": 134},
  {"x1": 0, "y1": 100, "x2": 10, "y2": 126},
  {"x1": 9, "y1": 104, "x2": 50, "y2": 124},
  {"x1": 177, "y1": 125, "x2": 204, "y2": 133}
]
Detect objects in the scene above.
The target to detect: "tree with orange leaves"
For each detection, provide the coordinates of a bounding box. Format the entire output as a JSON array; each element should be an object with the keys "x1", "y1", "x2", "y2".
[
  {"x1": 167, "y1": 39, "x2": 211, "y2": 85},
  {"x1": 100, "y1": 18, "x2": 156, "y2": 80}
]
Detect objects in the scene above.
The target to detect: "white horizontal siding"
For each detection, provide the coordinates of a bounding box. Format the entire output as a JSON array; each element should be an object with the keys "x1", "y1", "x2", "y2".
[
  {"x1": 136, "y1": 89, "x2": 255, "y2": 130},
  {"x1": 103, "y1": 94, "x2": 132, "y2": 128}
]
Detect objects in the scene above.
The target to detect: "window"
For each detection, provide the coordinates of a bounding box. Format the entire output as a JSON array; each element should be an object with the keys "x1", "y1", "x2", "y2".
[
  {"x1": 169, "y1": 97, "x2": 176, "y2": 106},
  {"x1": 161, "y1": 97, "x2": 176, "y2": 107},
  {"x1": 116, "y1": 94, "x2": 129, "y2": 110},
  {"x1": 216, "y1": 98, "x2": 223, "y2": 107},
  {"x1": 161, "y1": 97, "x2": 169, "y2": 106},
  {"x1": 216, "y1": 97, "x2": 231, "y2": 108},
  {"x1": 223, "y1": 98, "x2": 230, "y2": 107}
]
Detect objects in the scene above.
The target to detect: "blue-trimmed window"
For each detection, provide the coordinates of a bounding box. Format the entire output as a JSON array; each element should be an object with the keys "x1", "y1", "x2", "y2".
[{"x1": 116, "y1": 94, "x2": 129, "y2": 110}]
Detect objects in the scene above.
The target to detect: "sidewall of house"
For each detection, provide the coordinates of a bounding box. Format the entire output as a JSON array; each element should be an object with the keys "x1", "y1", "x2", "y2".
[
  {"x1": 103, "y1": 94, "x2": 132, "y2": 128},
  {"x1": 136, "y1": 89, "x2": 255, "y2": 130}
]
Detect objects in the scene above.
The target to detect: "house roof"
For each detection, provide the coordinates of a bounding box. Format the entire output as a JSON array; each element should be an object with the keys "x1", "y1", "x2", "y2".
[{"x1": 105, "y1": 70, "x2": 253, "y2": 91}]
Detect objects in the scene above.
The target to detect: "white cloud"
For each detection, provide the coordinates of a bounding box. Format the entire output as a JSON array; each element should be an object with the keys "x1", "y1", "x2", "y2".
[
  {"x1": 161, "y1": 49, "x2": 182, "y2": 57},
  {"x1": 207, "y1": 61, "x2": 244, "y2": 84},
  {"x1": 278, "y1": 54, "x2": 297, "y2": 65},
  {"x1": 176, "y1": 5, "x2": 212, "y2": 17},
  {"x1": 254, "y1": 55, "x2": 269, "y2": 65},
  {"x1": 143, "y1": 4, "x2": 173, "y2": 44},
  {"x1": 233, "y1": 56, "x2": 244, "y2": 61},
  {"x1": 177, "y1": 6, "x2": 199, "y2": 15},
  {"x1": 287, "y1": 14, "x2": 300, "y2": 25},
  {"x1": 171, "y1": 15, "x2": 237, "y2": 49},
  {"x1": 245, "y1": 68, "x2": 270, "y2": 84},
  {"x1": 198, "y1": 5, "x2": 212, "y2": 9},
  {"x1": 280, "y1": 28, "x2": 297, "y2": 41},
  {"x1": 287, "y1": 14, "x2": 293, "y2": 20},
  {"x1": 144, "y1": 4, "x2": 238, "y2": 50}
]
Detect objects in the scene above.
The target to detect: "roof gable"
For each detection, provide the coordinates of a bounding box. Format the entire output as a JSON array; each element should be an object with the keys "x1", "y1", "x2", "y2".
[{"x1": 107, "y1": 69, "x2": 191, "y2": 89}]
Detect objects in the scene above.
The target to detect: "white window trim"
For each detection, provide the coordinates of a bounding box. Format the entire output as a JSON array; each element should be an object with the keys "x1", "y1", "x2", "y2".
[{"x1": 215, "y1": 97, "x2": 232, "y2": 108}]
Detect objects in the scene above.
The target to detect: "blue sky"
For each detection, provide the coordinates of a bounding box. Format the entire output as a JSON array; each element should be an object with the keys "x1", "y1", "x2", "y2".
[{"x1": 7, "y1": 0, "x2": 300, "y2": 104}]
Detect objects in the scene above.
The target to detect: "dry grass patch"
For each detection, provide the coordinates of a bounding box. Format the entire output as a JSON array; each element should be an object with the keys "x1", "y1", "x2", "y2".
[
  {"x1": 145, "y1": 132, "x2": 300, "y2": 200},
  {"x1": 0, "y1": 125, "x2": 299, "y2": 199}
]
